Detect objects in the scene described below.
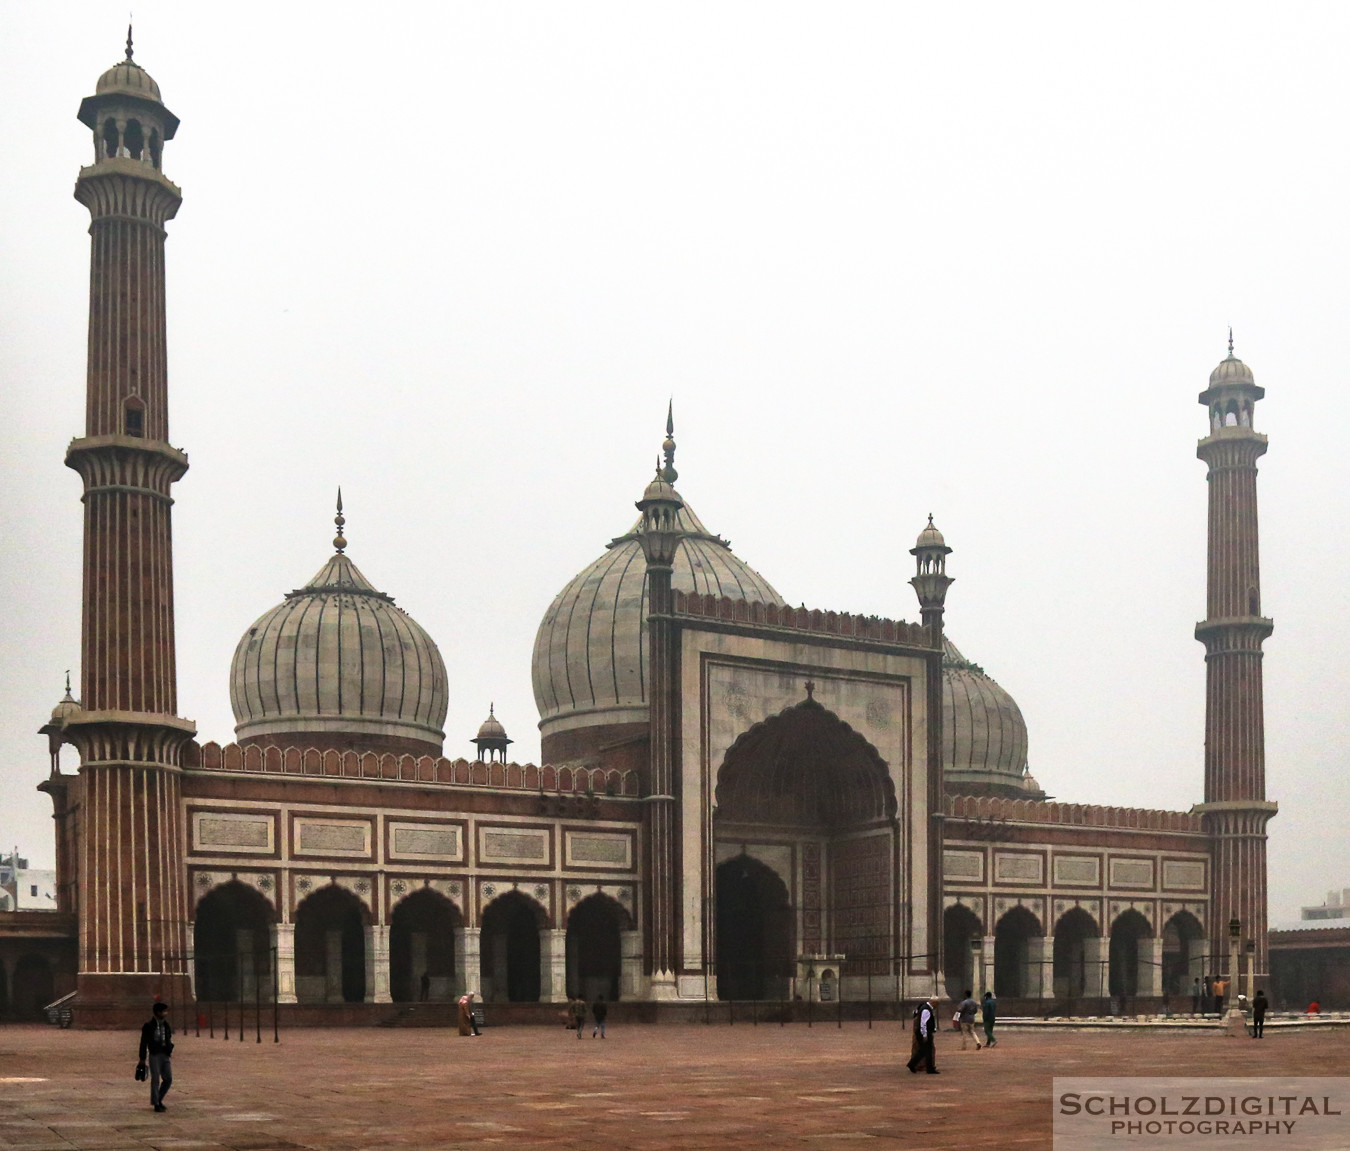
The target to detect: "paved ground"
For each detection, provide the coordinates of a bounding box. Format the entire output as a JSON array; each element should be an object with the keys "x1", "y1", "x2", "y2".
[{"x1": 0, "y1": 1021, "x2": 1346, "y2": 1149}]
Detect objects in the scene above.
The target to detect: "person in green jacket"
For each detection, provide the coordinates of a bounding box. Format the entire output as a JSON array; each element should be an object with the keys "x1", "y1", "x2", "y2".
[{"x1": 981, "y1": 991, "x2": 998, "y2": 1048}]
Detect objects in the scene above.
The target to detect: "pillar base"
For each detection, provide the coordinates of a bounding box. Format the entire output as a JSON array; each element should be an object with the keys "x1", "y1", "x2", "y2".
[
  {"x1": 648, "y1": 971, "x2": 680, "y2": 1001},
  {"x1": 72, "y1": 971, "x2": 192, "y2": 1028}
]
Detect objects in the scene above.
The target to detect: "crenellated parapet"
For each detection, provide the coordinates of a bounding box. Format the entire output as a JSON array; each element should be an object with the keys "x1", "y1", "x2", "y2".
[
  {"x1": 946, "y1": 792, "x2": 1205, "y2": 833},
  {"x1": 672, "y1": 591, "x2": 934, "y2": 648},
  {"x1": 186, "y1": 740, "x2": 643, "y2": 798}
]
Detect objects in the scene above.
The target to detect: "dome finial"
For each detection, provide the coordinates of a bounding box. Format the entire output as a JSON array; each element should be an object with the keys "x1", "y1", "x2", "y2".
[
  {"x1": 661, "y1": 400, "x2": 678, "y2": 483},
  {"x1": 333, "y1": 488, "x2": 347, "y2": 554},
  {"x1": 1228, "y1": 326, "x2": 1234, "y2": 357},
  {"x1": 64, "y1": 669, "x2": 72, "y2": 696},
  {"x1": 125, "y1": 20, "x2": 134, "y2": 61}
]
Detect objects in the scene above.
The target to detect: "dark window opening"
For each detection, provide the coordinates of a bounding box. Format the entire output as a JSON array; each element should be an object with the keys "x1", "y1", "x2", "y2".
[
  {"x1": 124, "y1": 120, "x2": 144, "y2": 160},
  {"x1": 102, "y1": 119, "x2": 119, "y2": 159},
  {"x1": 148, "y1": 130, "x2": 162, "y2": 169},
  {"x1": 124, "y1": 403, "x2": 144, "y2": 437}
]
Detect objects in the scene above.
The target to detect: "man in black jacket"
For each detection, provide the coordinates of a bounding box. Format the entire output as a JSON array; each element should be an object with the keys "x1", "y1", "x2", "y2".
[
  {"x1": 137, "y1": 1002, "x2": 174, "y2": 1112},
  {"x1": 1252, "y1": 989, "x2": 1269, "y2": 1038}
]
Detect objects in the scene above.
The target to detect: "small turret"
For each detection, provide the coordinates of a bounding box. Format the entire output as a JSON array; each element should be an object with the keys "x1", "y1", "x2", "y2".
[
  {"x1": 909, "y1": 514, "x2": 954, "y2": 633},
  {"x1": 636, "y1": 404, "x2": 685, "y2": 568},
  {"x1": 472, "y1": 704, "x2": 513, "y2": 763}
]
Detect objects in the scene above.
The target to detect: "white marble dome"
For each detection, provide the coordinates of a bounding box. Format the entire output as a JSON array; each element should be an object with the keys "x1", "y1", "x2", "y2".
[
  {"x1": 230, "y1": 549, "x2": 448, "y2": 753},
  {"x1": 942, "y1": 638, "x2": 1037, "y2": 797},
  {"x1": 532, "y1": 493, "x2": 786, "y2": 739}
]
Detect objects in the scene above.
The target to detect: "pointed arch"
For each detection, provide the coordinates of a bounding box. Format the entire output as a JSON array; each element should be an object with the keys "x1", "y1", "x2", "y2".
[
  {"x1": 480, "y1": 890, "x2": 546, "y2": 1002},
  {"x1": 716, "y1": 698, "x2": 895, "y2": 827},
  {"x1": 389, "y1": 888, "x2": 462, "y2": 1003}
]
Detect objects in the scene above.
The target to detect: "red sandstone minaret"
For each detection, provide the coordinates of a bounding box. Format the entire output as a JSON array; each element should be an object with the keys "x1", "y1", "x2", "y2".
[
  {"x1": 59, "y1": 31, "x2": 194, "y2": 1017},
  {"x1": 637, "y1": 406, "x2": 684, "y2": 999},
  {"x1": 1195, "y1": 332, "x2": 1277, "y2": 986}
]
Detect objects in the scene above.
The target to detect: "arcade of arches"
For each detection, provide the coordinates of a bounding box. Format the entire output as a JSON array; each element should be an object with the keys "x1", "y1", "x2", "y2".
[
  {"x1": 713, "y1": 701, "x2": 897, "y2": 1001},
  {"x1": 942, "y1": 902, "x2": 1209, "y2": 1005},
  {"x1": 187, "y1": 883, "x2": 642, "y2": 1008}
]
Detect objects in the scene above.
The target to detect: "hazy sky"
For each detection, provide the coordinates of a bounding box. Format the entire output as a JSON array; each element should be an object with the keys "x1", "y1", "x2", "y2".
[{"x1": 1, "y1": 3, "x2": 1346, "y2": 923}]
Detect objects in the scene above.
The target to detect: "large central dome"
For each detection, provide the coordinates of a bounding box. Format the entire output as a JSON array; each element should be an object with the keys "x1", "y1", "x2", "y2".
[
  {"x1": 230, "y1": 506, "x2": 448, "y2": 756},
  {"x1": 532, "y1": 433, "x2": 786, "y2": 744}
]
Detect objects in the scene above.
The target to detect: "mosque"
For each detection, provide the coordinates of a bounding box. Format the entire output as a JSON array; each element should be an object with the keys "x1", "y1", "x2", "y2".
[{"x1": 4, "y1": 43, "x2": 1277, "y2": 1025}]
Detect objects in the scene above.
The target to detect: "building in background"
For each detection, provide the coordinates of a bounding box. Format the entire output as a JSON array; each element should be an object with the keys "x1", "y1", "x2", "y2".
[
  {"x1": 15, "y1": 42, "x2": 1278, "y2": 1025},
  {"x1": 1269, "y1": 888, "x2": 1350, "y2": 1010},
  {"x1": 1300, "y1": 891, "x2": 1350, "y2": 923}
]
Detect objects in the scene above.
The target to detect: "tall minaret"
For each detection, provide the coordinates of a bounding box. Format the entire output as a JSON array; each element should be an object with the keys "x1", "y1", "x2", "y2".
[
  {"x1": 637, "y1": 406, "x2": 684, "y2": 999},
  {"x1": 59, "y1": 33, "x2": 194, "y2": 1016},
  {"x1": 1194, "y1": 333, "x2": 1277, "y2": 985}
]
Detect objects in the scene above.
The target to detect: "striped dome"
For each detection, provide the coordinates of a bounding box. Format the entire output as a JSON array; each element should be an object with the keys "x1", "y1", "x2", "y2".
[
  {"x1": 532, "y1": 495, "x2": 786, "y2": 738},
  {"x1": 96, "y1": 59, "x2": 162, "y2": 102},
  {"x1": 229, "y1": 550, "x2": 448, "y2": 753},
  {"x1": 942, "y1": 638, "x2": 1032, "y2": 796}
]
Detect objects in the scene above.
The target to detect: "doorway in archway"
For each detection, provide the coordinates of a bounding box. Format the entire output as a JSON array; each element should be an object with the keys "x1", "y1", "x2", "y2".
[
  {"x1": 716, "y1": 855, "x2": 792, "y2": 1001},
  {"x1": 943, "y1": 904, "x2": 983, "y2": 999},
  {"x1": 390, "y1": 889, "x2": 460, "y2": 1003},
  {"x1": 193, "y1": 881, "x2": 276, "y2": 1002},
  {"x1": 1053, "y1": 907, "x2": 1097, "y2": 999},
  {"x1": 1110, "y1": 910, "x2": 1152, "y2": 999},
  {"x1": 714, "y1": 697, "x2": 898, "y2": 998},
  {"x1": 294, "y1": 886, "x2": 368, "y2": 1004},
  {"x1": 566, "y1": 895, "x2": 626, "y2": 1002},
  {"x1": 480, "y1": 892, "x2": 543, "y2": 1002},
  {"x1": 1161, "y1": 911, "x2": 1205, "y2": 996},
  {"x1": 995, "y1": 906, "x2": 1042, "y2": 998},
  {"x1": 10, "y1": 954, "x2": 53, "y2": 1019}
]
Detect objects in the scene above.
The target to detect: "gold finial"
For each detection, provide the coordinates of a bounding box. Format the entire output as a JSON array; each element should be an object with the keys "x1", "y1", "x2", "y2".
[
  {"x1": 1228, "y1": 326, "x2": 1234, "y2": 357},
  {"x1": 661, "y1": 400, "x2": 677, "y2": 483},
  {"x1": 333, "y1": 488, "x2": 347, "y2": 553},
  {"x1": 125, "y1": 21, "x2": 134, "y2": 61}
]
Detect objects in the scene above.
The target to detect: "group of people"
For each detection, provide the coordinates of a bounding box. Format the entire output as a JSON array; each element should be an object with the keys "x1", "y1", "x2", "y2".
[
  {"x1": 567, "y1": 994, "x2": 609, "y2": 1038},
  {"x1": 906, "y1": 990, "x2": 997, "y2": 1074}
]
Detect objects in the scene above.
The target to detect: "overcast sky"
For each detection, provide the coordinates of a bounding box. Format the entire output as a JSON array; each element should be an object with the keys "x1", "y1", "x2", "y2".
[{"x1": 1, "y1": 3, "x2": 1346, "y2": 923}]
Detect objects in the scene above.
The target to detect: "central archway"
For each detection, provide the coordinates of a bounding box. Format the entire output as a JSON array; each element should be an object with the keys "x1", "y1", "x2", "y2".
[
  {"x1": 716, "y1": 855, "x2": 792, "y2": 1001},
  {"x1": 714, "y1": 698, "x2": 897, "y2": 995}
]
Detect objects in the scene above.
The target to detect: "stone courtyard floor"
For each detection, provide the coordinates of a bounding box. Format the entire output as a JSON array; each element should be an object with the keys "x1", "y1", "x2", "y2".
[{"x1": 0, "y1": 1021, "x2": 1347, "y2": 1150}]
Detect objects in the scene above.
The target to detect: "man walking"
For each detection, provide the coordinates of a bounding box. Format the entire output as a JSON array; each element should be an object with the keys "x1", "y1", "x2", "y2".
[
  {"x1": 1213, "y1": 976, "x2": 1228, "y2": 1014},
  {"x1": 981, "y1": 990, "x2": 998, "y2": 1048},
  {"x1": 569, "y1": 996, "x2": 586, "y2": 1039},
  {"x1": 906, "y1": 997, "x2": 940, "y2": 1074},
  {"x1": 1191, "y1": 977, "x2": 1201, "y2": 1014},
  {"x1": 591, "y1": 995, "x2": 608, "y2": 1038},
  {"x1": 136, "y1": 1001, "x2": 174, "y2": 1112},
  {"x1": 1252, "y1": 989, "x2": 1269, "y2": 1038},
  {"x1": 956, "y1": 989, "x2": 981, "y2": 1050}
]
